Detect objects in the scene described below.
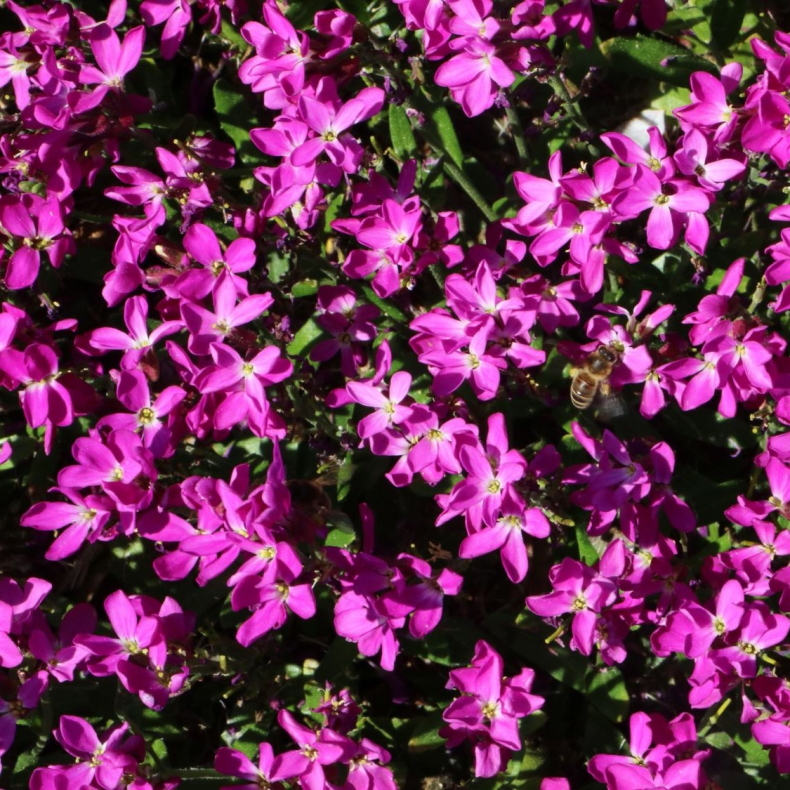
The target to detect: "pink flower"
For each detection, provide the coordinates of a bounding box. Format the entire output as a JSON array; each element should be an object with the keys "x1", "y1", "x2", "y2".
[
  {"x1": 215, "y1": 742, "x2": 276, "y2": 790},
  {"x1": 612, "y1": 165, "x2": 711, "y2": 251},
  {"x1": 434, "y1": 39, "x2": 515, "y2": 117},
  {"x1": 270, "y1": 710, "x2": 355, "y2": 788},
  {"x1": 441, "y1": 640, "x2": 544, "y2": 778}
]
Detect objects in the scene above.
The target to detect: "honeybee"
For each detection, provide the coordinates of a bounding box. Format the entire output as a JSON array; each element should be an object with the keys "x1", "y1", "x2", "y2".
[
  {"x1": 285, "y1": 469, "x2": 354, "y2": 539},
  {"x1": 286, "y1": 477, "x2": 334, "y2": 524},
  {"x1": 570, "y1": 343, "x2": 624, "y2": 415}
]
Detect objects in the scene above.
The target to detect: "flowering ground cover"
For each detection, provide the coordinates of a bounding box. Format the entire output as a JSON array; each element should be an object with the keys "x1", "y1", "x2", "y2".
[{"x1": 2, "y1": 0, "x2": 790, "y2": 787}]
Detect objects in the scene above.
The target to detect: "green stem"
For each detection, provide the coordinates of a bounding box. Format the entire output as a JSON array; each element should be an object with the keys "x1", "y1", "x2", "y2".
[
  {"x1": 167, "y1": 768, "x2": 224, "y2": 780},
  {"x1": 698, "y1": 696, "x2": 732, "y2": 737},
  {"x1": 547, "y1": 73, "x2": 601, "y2": 156},
  {"x1": 506, "y1": 106, "x2": 529, "y2": 169},
  {"x1": 443, "y1": 160, "x2": 498, "y2": 223},
  {"x1": 544, "y1": 623, "x2": 566, "y2": 645}
]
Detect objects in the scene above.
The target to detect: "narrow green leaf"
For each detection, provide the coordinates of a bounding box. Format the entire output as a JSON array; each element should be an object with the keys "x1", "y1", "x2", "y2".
[
  {"x1": 429, "y1": 106, "x2": 464, "y2": 168},
  {"x1": 601, "y1": 35, "x2": 718, "y2": 87},
  {"x1": 337, "y1": 452, "x2": 357, "y2": 501},
  {"x1": 362, "y1": 285, "x2": 408, "y2": 323},
  {"x1": 711, "y1": 0, "x2": 748, "y2": 50},
  {"x1": 407, "y1": 712, "x2": 447, "y2": 752},
  {"x1": 389, "y1": 105, "x2": 417, "y2": 160},
  {"x1": 287, "y1": 317, "x2": 324, "y2": 357}
]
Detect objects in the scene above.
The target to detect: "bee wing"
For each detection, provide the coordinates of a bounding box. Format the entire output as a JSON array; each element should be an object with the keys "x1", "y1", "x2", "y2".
[{"x1": 595, "y1": 389, "x2": 627, "y2": 420}]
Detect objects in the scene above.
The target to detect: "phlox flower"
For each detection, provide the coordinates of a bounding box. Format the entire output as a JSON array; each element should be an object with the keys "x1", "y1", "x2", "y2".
[
  {"x1": 21, "y1": 488, "x2": 114, "y2": 560},
  {"x1": 0, "y1": 193, "x2": 73, "y2": 289},
  {"x1": 459, "y1": 492, "x2": 550, "y2": 583},
  {"x1": 526, "y1": 557, "x2": 618, "y2": 655},
  {"x1": 441, "y1": 640, "x2": 544, "y2": 778},
  {"x1": 231, "y1": 547, "x2": 316, "y2": 647},
  {"x1": 270, "y1": 710, "x2": 355, "y2": 789},
  {"x1": 436, "y1": 413, "x2": 527, "y2": 530},
  {"x1": 75, "y1": 23, "x2": 146, "y2": 112},
  {"x1": 215, "y1": 742, "x2": 276, "y2": 790},
  {"x1": 612, "y1": 164, "x2": 711, "y2": 252},
  {"x1": 434, "y1": 38, "x2": 514, "y2": 117},
  {"x1": 29, "y1": 715, "x2": 144, "y2": 790},
  {"x1": 197, "y1": 343, "x2": 292, "y2": 438}
]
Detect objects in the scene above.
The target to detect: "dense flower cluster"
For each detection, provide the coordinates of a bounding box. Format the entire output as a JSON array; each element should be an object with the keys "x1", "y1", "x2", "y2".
[{"x1": 1, "y1": 0, "x2": 790, "y2": 787}]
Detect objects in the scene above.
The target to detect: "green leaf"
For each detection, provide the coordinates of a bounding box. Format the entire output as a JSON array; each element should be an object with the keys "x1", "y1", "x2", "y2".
[
  {"x1": 336, "y1": 452, "x2": 357, "y2": 502},
  {"x1": 428, "y1": 105, "x2": 464, "y2": 168},
  {"x1": 601, "y1": 35, "x2": 718, "y2": 87},
  {"x1": 587, "y1": 667, "x2": 629, "y2": 724},
  {"x1": 213, "y1": 80, "x2": 259, "y2": 164},
  {"x1": 361, "y1": 285, "x2": 408, "y2": 323},
  {"x1": 291, "y1": 279, "x2": 319, "y2": 298},
  {"x1": 287, "y1": 317, "x2": 324, "y2": 357},
  {"x1": 705, "y1": 730, "x2": 734, "y2": 750},
  {"x1": 407, "y1": 711, "x2": 446, "y2": 753},
  {"x1": 325, "y1": 527, "x2": 356, "y2": 548},
  {"x1": 575, "y1": 521, "x2": 600, "y2": 565},
  {"x1": 389, "y1": 105, "x2": 417, "y2": 160},
  {"x1": 710, "y1": 0, "x2": 748, "y2": 50}
]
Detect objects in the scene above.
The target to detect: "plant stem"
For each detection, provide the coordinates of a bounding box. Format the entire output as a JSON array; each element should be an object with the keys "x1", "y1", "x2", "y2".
[
  {"x1": 443, "y1": 160, "x2": 499, "y2": 223},
  {"x1": 167, "y1": 768, "x2": 224, "y2": 780},
  {"x1": 547, "y1": 73, "x2": 601, "y2": 157},
  {"x1": 699, "y1": 696, "x2": 732, "y2": 736},
  {"x1": 506, "y1": 106, "x2": 529, "y2": 168}
]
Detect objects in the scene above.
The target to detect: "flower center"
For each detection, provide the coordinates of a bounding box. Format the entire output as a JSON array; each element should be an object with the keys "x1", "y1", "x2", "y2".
[{"x1": 138, "y1": 407, "x2": 155, "y2": 425}]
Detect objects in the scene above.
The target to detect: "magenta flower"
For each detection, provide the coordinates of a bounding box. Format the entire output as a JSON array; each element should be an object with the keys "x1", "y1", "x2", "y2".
[
  {"x1": 0, "y1": 343, "x2": 73, "y2": 430},
  {"x1": 459, "y1": 493, "x2": 550, "y2": 583},
  {"x1": 674, "y1": 65, "x2": 742, "y2": 142},
  {"x1": 441, "y1": 640, "x2": 544, "y2": 778},
  {"x1": 270, "y1": 710, "x2": 355, "y2": 789},
  {"x1": 181, "y1": 271, "x2": 273, "y2": 355},
  {"x1": 393, "y1": 554, "x2": 463, "y2": 637},
  {"x1": 28, "y1": 603, "x2": 96, "y2": 683},
  {"x1": 292, "y1": 85, "x2": 386, "y2": 171},
  {"x1": 0, "y1": 194, "x2": 73, "y2": 289},
  {"x1": 437, "y1": 413, "x2": 526, "y2": 529},
  {"x1": 434, "y1": 38, "x2": 515, "y2": 117},
  {"x1": 178, "y1": 222, "x2": 256, "y2": 299},
  {"x1": 231, "y1": 549, "x2": 316, "y2": 647},
  {"x1": 21, "y1": 488, "x2": 114, "y2": 561},
  {"x1": 30, "y1": 715, "x2": 143, "y2": 790},
  {"x1": 197, "y1": 343, "x2": 292, "y2": 437},
  {"x1": 346, "y1": 370, "x2": 414, "y2": 441},
  {"x1": 75, "y1": 589, "x2": 165, "y2": 676},
  {"x1": 1, "y1": 673, "x2": 48, "y2": 769},
  {"x1": 613, "y1": 165, "x2": 710, "y2": 251},
  {"x1": 673, "y1": 129, "x2": 746, "y2": 192},
  {"x1": 310, "y1": 286, "x2": 379, "y2": 376},
  {"x1": 88, "y1": 295, "x2": 180, "y2": 370},
  {"x1": 334, "y1": 589, "x2": 406, "y2": 672},
  {"x1": 526, "y1": 558, "x2": 618, "y2": 655},
  {"x1": 76, "y1": 23, "x2": 146, "y2": 111},
  {"x1": 215, "y1": 742, "x2": 276, "y2": 790},
  {"x1": 140, "y1": 0, "x2": 192, "y2": 60},
  {"x1": 98, "y1": 370, "x2": 186, "y2": 458}
]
